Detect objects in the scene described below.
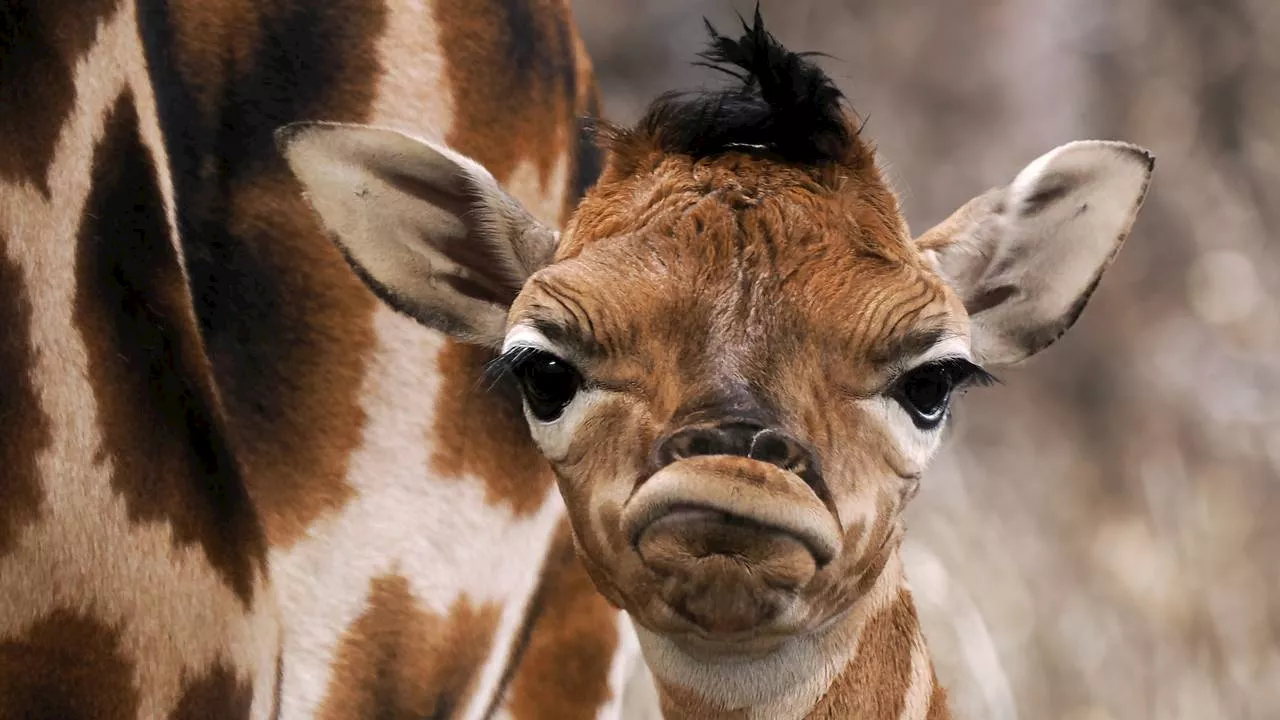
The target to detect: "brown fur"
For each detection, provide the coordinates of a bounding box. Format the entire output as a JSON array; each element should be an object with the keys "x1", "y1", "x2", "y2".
[
  {"x1": 437, "y1": 0, "x2": 580, "y2": 197},
  {"x1": 165, "y1": 0, "x2": 265, "y2": 118},
  {"x1": 0, "y1": 234, "x2": 49, "y2": 557},
  {"x1": 650, "y1": 582, "x2": 944, "y2": 720},
  {"x1": 319, "y1": 574, "x2": 501, "y2": 719},
  {"x1": 170, "y1": 663, "x2": 255, "y2": 720},
  {"x1": 215, "y1": 173, "x2": 374, "y2": 547},
  {"x1": 528, "y1": 157, "x2": 957, "y2": 614},
  {"x1": 1, "y1": 0, "x2": 283, "y2": 701},
  {"x1": 503, "y1": 520, "x2": 622, "y2": 718},
  {"x1": 425, "y1": 0, "x2": 598, "y2": 518},
  {"x1": 810, "y1": 590, "x2": 916, "y2": 718},
  {"x1": 0, "y1": 609, "x2": 139, "y2": 718},
  {"x1": 658, "y1": 683, "x2": 750, "y2": 720},
  {"x1": 562, "y1": 40, "x2": 605, "y2": 224}
]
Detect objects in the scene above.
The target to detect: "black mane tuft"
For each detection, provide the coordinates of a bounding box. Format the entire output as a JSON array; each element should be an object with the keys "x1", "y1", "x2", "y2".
[{"x1": 632, "y1": 5, "x2": 856, "y2": 166}]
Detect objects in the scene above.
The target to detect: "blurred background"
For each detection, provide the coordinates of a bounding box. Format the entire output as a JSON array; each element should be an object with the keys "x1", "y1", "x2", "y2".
[{"x1": 571, "y1": 1, "x2": 1279, "y2": 718}]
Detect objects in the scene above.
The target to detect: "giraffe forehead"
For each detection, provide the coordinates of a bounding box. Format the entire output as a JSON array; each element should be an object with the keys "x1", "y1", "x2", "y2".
[
  {"x1": 516, "y1": 156, "x2": 962, "y2": 385},
  {"x1": 518, "y1": 228, "x2": 957, "y2": 379}
]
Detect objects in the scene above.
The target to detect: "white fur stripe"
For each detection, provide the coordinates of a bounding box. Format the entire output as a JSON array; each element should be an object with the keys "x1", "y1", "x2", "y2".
[{"x1": 270, "y1": 306, "x2": 566, "y2": 717}]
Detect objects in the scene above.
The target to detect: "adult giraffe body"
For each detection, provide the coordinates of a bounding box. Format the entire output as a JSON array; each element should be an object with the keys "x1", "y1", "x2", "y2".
[{"x1": 0, "y1": 0, "x2": 647, "y2": 717}]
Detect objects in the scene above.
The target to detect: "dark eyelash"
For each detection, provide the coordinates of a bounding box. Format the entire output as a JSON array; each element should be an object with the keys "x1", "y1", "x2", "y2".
[
  {"x1": 482, "y1": 346, "x2": 539, "y2": 390},
  {"x1": 923, "y1": 356, "x2": 1000, "y2": 389}
]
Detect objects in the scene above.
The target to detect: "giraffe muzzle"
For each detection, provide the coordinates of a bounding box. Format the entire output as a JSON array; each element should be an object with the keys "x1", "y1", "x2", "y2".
[
  {"x1": 617, "y1": 455, "x2": 843, "y2": 634},
  {"x1": 621, "y1": 455, "x2": 842, "y2": 568}
]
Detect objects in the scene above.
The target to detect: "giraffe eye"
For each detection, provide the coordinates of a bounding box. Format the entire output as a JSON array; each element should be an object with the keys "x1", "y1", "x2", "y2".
[
  {"x1": 511, "y1": 350, "x2": 582, "y2": 422},
  {"x1": 893, "y1": 358, "x2": 988, "y2": 430}
]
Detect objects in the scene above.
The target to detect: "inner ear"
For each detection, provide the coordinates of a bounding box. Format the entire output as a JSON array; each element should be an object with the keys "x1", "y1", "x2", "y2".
[
  {"x1": 277, "y1": 121, "x2": 560, "y2": 347},
  {"x1": 917, "y1": 140, "x2": 1155, "y2": 366}
]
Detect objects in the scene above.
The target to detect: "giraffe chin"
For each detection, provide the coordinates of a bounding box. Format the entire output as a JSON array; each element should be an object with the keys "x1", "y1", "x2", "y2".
[
  {"x1": 636, "y1": 509, "x2": 815, "y2": 635},
  {"x1": 618, "y1": 456, "x2": 844, "y2": 637}
]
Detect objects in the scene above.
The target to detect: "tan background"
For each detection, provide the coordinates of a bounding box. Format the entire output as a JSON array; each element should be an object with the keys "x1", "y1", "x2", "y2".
[{"x1": 572, "y1": 1, "x2": 1280, "y2": 718}]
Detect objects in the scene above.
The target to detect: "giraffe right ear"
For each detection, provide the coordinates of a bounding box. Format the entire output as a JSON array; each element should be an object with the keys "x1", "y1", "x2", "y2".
[
  {"x1": 276, "y1": 121, "x2": 559, "y2": 348},
  {"x1": 915, "y1": 140, "x2": 1154, "y2": 367}
]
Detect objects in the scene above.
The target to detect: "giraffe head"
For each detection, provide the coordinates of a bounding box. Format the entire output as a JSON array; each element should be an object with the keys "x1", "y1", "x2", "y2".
[{"x1": 278, "y1": 10, "x2": 1152, "y2": 655}]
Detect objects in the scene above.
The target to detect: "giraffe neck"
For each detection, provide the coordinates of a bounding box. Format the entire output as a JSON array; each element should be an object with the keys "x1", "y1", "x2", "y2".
[{"x1": 634, "y1": 548, "x2": 950, "y2": 720}]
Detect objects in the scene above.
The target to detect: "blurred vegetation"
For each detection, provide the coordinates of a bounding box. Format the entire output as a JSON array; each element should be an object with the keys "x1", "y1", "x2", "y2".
[{"x1": 572, "y1": 1, "x2": 1280, "y2": 717}]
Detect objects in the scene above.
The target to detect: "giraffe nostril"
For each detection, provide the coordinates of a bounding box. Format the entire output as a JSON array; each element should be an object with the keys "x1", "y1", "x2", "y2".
[
  {"x1": 748, "y1": 433, "x2": 792, "y2": 467},
  {"x1": 687, "y1": 435, "x2": 714, "y2": 457},
  {"x1": 747, "y1": 429, "x2": 809, "y2": 472},
  {"x1": 657, "y1": 428, "x2": 727, "y2": 465},
  {"x1": 656, "y1": 424, "x2": 811, "y2": 471}
]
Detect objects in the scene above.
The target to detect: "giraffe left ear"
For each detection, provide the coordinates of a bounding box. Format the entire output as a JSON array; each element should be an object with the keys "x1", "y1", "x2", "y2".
[
  {"x1": 276, "y1": 121, "x2": 559, "y2": 348},
  {"x1": 916, "y1": 140, "x2": 1154, "y2": 367}
]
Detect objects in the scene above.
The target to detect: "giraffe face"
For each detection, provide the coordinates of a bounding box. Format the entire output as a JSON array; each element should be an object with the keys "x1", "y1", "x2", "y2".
[{"x1": 496, "y1": 152, "x2": 981, "y2": 646}]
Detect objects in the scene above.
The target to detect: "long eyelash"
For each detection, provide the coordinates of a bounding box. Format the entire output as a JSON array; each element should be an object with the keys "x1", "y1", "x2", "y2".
[
  {"x1": 929, "y1": 356, "x2": 1000, "y2": 389},
  {"x1": 482, "y1": 346, "x2": 538, "y2": 390}
]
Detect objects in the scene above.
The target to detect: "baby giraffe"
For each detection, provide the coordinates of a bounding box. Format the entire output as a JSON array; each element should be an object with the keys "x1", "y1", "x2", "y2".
[{"x1": 277, "y1": 10, "x2": 1153, "y2": 718}]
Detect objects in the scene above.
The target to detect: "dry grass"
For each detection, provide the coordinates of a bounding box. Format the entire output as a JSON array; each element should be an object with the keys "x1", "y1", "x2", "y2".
[{"x1": 573, "y1": 1, "x2": 1280, "y2": 717}]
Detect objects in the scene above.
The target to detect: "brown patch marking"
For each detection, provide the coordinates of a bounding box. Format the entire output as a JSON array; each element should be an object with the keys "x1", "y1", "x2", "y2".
[
  {"x1": 152, "y1": 0, "x2": 390, "y2": 548},
  {"x1": 0, "y1": 0, "x2": 121, "y2": 193},
  {"x1": 170, "y1": 662, "x2": 254, "y2": 720},
  {"x1": 430, "y1": 341, "x2": 554, "y2": 515},
  {"x1": 319, "y1": 573, "x2": 502, "y2": 720},
  {"x1": 0, "y1": 608, "x2": 139, "y2": 718},
  {"x1": 504, "y1": 519, "x2": 620, "y2": 719},
  {"x1": 435, "y1": 0, "x2": 579, "y2": 187},
  {"x1": 73, "y1": 91, "x2": 265, "y2": 603},
  {"x1": 811, "y1": 589, "x2": 917, "y2": 719},
  {"x1": 215, "y1": 172, "x2": 376, "y2": 547},
  {"x1": 0, "y1": 233, "x2": 50, "y2": 557}
]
